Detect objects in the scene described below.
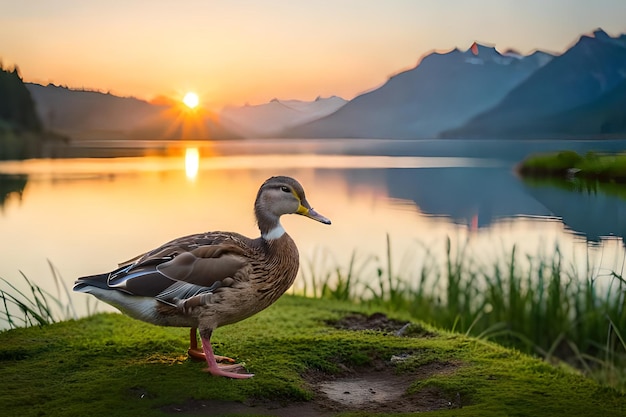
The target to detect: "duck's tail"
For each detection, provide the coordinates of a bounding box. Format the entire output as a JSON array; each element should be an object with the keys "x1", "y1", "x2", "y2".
[{"x1": 73, "y1": 272, "x2": 110, "y2": 293}]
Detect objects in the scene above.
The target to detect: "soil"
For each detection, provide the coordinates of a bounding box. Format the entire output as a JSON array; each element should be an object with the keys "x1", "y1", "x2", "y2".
[
  {"x1": 330, "y1": 312, "x2": 410, "y2": 333},
  {"x1": 162, "y1": 313, "x2": 462, "y2": 416},
  {"x1": 329, "y1": 312, "x2": 437, "y2": 338}
]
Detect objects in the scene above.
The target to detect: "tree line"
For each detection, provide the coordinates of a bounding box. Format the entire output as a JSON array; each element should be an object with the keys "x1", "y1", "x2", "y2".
[{"x1": 0, "y1": 63, "x2": 44, "y2": 159}]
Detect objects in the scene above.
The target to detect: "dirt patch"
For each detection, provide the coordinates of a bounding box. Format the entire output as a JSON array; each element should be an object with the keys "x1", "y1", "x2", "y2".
[
  {"x1": 331, "y1": 312, "x2": 407, "y2": 333},
  {"x1": 330, "y1": 312, "x2": 437, "y2": 338},
  {"x1": 316, "y1": 370, "x2": 453, "y2": 413},
  {"x1": 306, "y1": 361, "x2": 463, "y2": 414}
]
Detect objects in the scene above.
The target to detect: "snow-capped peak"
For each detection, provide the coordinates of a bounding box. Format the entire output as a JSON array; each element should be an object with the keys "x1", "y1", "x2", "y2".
[{"x1": 464, "y1": 42, "x2": 515, "y2": 66}]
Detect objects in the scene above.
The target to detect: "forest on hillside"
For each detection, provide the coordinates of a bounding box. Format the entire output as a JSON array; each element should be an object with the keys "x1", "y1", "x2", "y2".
[{"x1": 0, "y1": 64, "x2": 48, "y2": 160}]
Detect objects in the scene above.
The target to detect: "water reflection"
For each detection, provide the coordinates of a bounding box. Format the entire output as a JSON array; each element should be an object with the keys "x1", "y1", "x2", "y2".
[
  {"x1": 380, "y1": 166, "x2": 626, "y2": 243},
  {"x1": 184, "y1": 147, "x2": 200, "y2": 181},
  {"x1": 383, "y1": 167, "x2": 551, "y2": 228},
  {"x1": 522, "y1": 178, "x2": 626, "y2": 242},
  {"x1": 0, "y1": 174, "x2": 28, "y2": 210}
]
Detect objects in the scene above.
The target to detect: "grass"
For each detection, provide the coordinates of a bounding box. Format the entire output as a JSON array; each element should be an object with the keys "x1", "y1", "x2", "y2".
[
  {"x1": 518, "y1": 150, "x2": 626, "y2": 203},
  {"x1": 0, "y1": 261, "x2": 78, "y2": 329},
  {"x1": 1, "y1": 296, "x2": 625, "y2": 417},
  {"x1": 298, "y1": 236, "x2": 626, "y2": 391},
  {"x1": 517, "y1": 150, "x2": 626, "y2": 182}
]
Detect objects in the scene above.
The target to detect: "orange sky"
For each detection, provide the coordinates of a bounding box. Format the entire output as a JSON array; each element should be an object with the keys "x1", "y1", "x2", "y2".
[{"x1": 1, "y1": 1, "x2": 625, "y2": 110}]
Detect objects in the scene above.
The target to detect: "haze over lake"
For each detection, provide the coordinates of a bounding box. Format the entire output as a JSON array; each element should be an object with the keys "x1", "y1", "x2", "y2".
[{"x1": 1, "y1": 138, "x2": 626, "y2": 322}]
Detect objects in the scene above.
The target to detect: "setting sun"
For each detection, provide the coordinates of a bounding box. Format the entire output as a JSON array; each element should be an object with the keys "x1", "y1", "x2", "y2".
[{"x1": 182, "y1": 92, "x2": 199, "y2": 109}]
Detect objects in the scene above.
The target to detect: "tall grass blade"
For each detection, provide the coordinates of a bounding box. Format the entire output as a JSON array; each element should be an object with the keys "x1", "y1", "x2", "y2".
[{"x1": 48, "y1": 259, "x2": 78, "y2": 320}]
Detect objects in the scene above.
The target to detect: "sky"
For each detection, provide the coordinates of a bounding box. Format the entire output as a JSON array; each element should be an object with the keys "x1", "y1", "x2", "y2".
[{"x1": 1, "y1": 0, "x2": 625, "y2": 110}]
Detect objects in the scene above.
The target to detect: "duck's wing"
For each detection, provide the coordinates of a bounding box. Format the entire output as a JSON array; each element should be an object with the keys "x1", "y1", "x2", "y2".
[{"x1": 77, "y1": 240, "x2": 250, "y2": 304}]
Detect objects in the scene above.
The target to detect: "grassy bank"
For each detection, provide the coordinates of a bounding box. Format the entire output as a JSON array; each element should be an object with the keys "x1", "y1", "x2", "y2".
[
  {"x1": 2, "y1": 238, "x2": 625, "y2": 393},
  {"x1": 517, "y1": 150, "x2": 626, "y2": 182},
  {"x1": 299, "y1": 237, "x2": 626, "y2": 391},
  {"x1": 1, "y1": 296, "x2": 625, "y2": 417}
]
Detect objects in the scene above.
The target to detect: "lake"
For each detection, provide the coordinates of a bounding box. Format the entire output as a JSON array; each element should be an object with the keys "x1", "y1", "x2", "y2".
[{"x1": 1, "y1": 138, "x2": 626, "y2": 322}]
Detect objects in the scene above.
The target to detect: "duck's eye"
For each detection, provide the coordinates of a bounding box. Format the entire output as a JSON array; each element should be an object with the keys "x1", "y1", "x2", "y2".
[{"x1": 280, "y1": 186, "x2": 290, "y2": 193}]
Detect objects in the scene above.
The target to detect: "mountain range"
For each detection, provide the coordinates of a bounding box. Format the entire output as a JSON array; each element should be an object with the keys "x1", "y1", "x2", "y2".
[
  {"x1": 289, "y1": 28, "x2": 626, "y2": 139},
  {"x1": 284, "y1": 44, "x2": 553, "y2": 139},
  {"x1": 220, "y1": 96, "x2": 347, "y2": 137},
  {"x1": 19, "y1": 28, "x2": 626, "y2": 141},
  {"x1": 25, "y1": 84, "x2": 346, "y2": 141},
  {"x1": 442, "y1": 29, "x2": 626, "y2": 138}
]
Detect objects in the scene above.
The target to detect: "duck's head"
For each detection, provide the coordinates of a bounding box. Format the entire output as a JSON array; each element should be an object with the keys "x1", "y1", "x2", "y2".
[{"x1": 255, "y1": 176, "x2": 331, "y2": 239}]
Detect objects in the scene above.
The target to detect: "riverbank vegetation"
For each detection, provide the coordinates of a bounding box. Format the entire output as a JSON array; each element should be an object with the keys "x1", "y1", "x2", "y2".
[
  {"x1": 517, "y1": 150, "x2": 626, "y2": 182},
  {"x1": 299, "y1": 237, "x2": 626, "y2": 391}
]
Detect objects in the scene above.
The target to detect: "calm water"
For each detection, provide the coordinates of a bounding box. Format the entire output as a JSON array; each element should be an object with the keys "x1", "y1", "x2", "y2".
[{"x1": 1, "y1": 138, "x2": 626, "y2": 321}]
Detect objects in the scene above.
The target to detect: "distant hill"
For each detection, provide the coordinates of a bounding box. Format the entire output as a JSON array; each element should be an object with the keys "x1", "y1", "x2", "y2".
[
  {"x1": 27, "y1": 83, "x2": 163, "y2": 139},
  {"x1": 26, "y1": 84, "x2": 240, "y2": 140},
  {"x1": 527, "y1": 78, "x2": 626, "y2": 136},
  {"x1": 442, "y1": 29, "x2": 626, "y2": 138},
  {"x1": 283, "y1": 44, "x2": 552, "y2": 139},
  {"x1": 220, "y1": 96, "x2": 347, "y2": 137}
]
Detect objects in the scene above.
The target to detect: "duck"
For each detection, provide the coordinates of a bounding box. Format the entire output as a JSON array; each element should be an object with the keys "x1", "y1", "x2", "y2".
[{"x1": 73, "y1": 176, "x2": 331, "y2": 379}]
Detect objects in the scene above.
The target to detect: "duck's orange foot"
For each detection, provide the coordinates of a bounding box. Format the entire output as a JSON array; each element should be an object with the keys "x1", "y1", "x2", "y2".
[{"x1": 188, "y1": 347, "x2": 205, "y2": 362}]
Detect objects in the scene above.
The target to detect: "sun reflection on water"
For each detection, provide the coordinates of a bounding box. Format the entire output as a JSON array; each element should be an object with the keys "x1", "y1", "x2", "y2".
[{"x1": 184, "y1": 147, "x2": 200, "y2": 180}]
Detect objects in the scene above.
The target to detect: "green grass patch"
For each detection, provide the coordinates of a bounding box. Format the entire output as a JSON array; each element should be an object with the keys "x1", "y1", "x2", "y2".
[
  {"x1": 518, "y1": 150, "x2": 626, "y2": 182},
  {"x1": 1, "y1": 296, "x2": 625, "y2": 416}
]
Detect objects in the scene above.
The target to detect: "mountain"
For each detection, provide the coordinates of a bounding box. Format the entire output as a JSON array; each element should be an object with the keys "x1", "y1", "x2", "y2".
[
  {"x1": 284, "y1": 44, "x2": 552, "y2": 139},
  {"x1": 26, "y1": 84, "x2": 240, "y2": 140},
  {"x1": 527, "y1": 77, "x2": 626, "y2": 136},
  {"x1": 220, "y1": 96, "x2": 347, "y2": 137},
  {"x1": 442, "y1": 29, "x2": 626, "y2": 138}
]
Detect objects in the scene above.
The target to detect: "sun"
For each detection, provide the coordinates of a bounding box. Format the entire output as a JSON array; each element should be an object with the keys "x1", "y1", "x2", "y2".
[{"x1": 182, "y1": 92, "x2": 199, "y2": 109}]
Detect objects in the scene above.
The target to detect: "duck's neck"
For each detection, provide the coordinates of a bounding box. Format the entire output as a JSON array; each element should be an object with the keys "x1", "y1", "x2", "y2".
[
  {"x1": 262, "y1": 222, "x2": 286, "y2": 241},
  {"x1": 256, "y1": 208, "x2": 286, "y2": 241},
  {"x1": 255, "y1": 215, "x2": 300, "y2": 308}
]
